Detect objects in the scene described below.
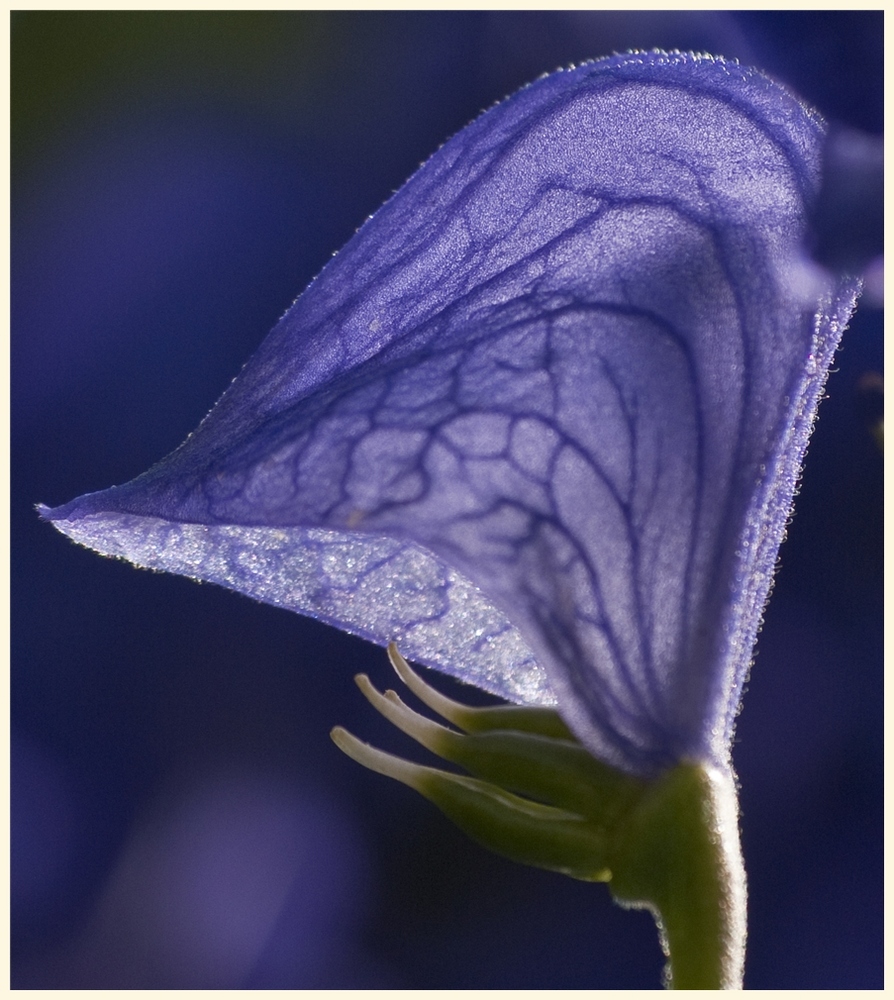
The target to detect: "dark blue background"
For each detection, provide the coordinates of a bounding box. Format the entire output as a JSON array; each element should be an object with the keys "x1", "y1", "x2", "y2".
[{"x1": 12, "y1": 11, "x2": 883, "y2": 988}]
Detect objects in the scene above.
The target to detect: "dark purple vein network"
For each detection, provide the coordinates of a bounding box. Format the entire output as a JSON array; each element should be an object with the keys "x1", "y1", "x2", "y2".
[{"x1": 42, "y1": 51, "x2": 859, "y2": 776}]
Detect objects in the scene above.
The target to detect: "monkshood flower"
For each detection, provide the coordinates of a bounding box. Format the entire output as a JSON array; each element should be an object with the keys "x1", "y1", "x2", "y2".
[{"x1": 42, "y1": 51, "x2": 859, "y2": 988}]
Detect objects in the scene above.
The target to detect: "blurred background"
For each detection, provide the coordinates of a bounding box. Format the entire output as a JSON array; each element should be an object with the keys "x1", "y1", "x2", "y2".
[{"x1": 12, "y1": 11, "x2": 882, "y2": 989}]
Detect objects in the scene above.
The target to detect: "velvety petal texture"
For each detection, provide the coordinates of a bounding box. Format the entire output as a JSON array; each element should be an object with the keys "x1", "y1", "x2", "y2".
[{"x1": 43, "y1": 52, "x2": 859, "y2": 776}]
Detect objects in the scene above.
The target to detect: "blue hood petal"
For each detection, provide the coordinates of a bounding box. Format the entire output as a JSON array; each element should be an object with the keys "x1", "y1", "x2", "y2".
[{"x1": 42, "y1": 52, "x2": 860, "y2": 776}]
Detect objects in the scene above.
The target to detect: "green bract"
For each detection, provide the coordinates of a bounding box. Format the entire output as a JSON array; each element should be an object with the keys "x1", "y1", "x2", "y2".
[{"x1": 334, "y1": 645, "x2": 745, "y2": 988}]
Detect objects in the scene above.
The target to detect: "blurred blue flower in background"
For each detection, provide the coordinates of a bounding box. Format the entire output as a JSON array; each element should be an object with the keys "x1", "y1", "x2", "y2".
[{"x1": 14, "y1": 11, "x2": 882, "y2": 989}]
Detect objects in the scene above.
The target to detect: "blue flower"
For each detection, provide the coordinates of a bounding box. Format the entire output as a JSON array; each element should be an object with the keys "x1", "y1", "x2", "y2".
[{"x1": 42, "y1": 51, "x2": 859, "y2": 779}]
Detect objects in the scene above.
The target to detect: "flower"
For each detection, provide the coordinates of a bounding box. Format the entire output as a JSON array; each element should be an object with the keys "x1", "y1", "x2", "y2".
[{"x1": 41, "y1": 51, "x2": 859, "y2": 780}]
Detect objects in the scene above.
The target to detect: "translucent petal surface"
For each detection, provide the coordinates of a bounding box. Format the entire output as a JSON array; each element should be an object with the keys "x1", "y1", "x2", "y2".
[{"x1": 42, "y1": 52, "x2": 859, "y2": 776}]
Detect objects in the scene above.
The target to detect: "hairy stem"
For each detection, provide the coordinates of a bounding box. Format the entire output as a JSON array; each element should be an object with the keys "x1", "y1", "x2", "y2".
[{"x1": 609, "y1": 762, "x2": 746, "y2": 989}]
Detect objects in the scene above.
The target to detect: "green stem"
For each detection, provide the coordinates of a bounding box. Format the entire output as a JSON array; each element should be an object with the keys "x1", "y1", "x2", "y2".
[
  {"x1": 608, "y1": 762, "x2": 746, "y2": 989},
  {"x1": 336, "y1": 653, "x2": 747, "y2": 989}
]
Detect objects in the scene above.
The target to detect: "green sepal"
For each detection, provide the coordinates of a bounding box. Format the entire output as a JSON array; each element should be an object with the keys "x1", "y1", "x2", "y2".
[
  {"x1": 352, "y1": 663, "x2": 643, "y2": 827},
  {"x1": 333, "y1": 645, "x2": 746, "y2": 990},
  {"x1": 386, "y1": 643, "x2": 575, "y2": 739},
  {"x1": 332, "y1": 726, "x2": 611, "y2": 881}
]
